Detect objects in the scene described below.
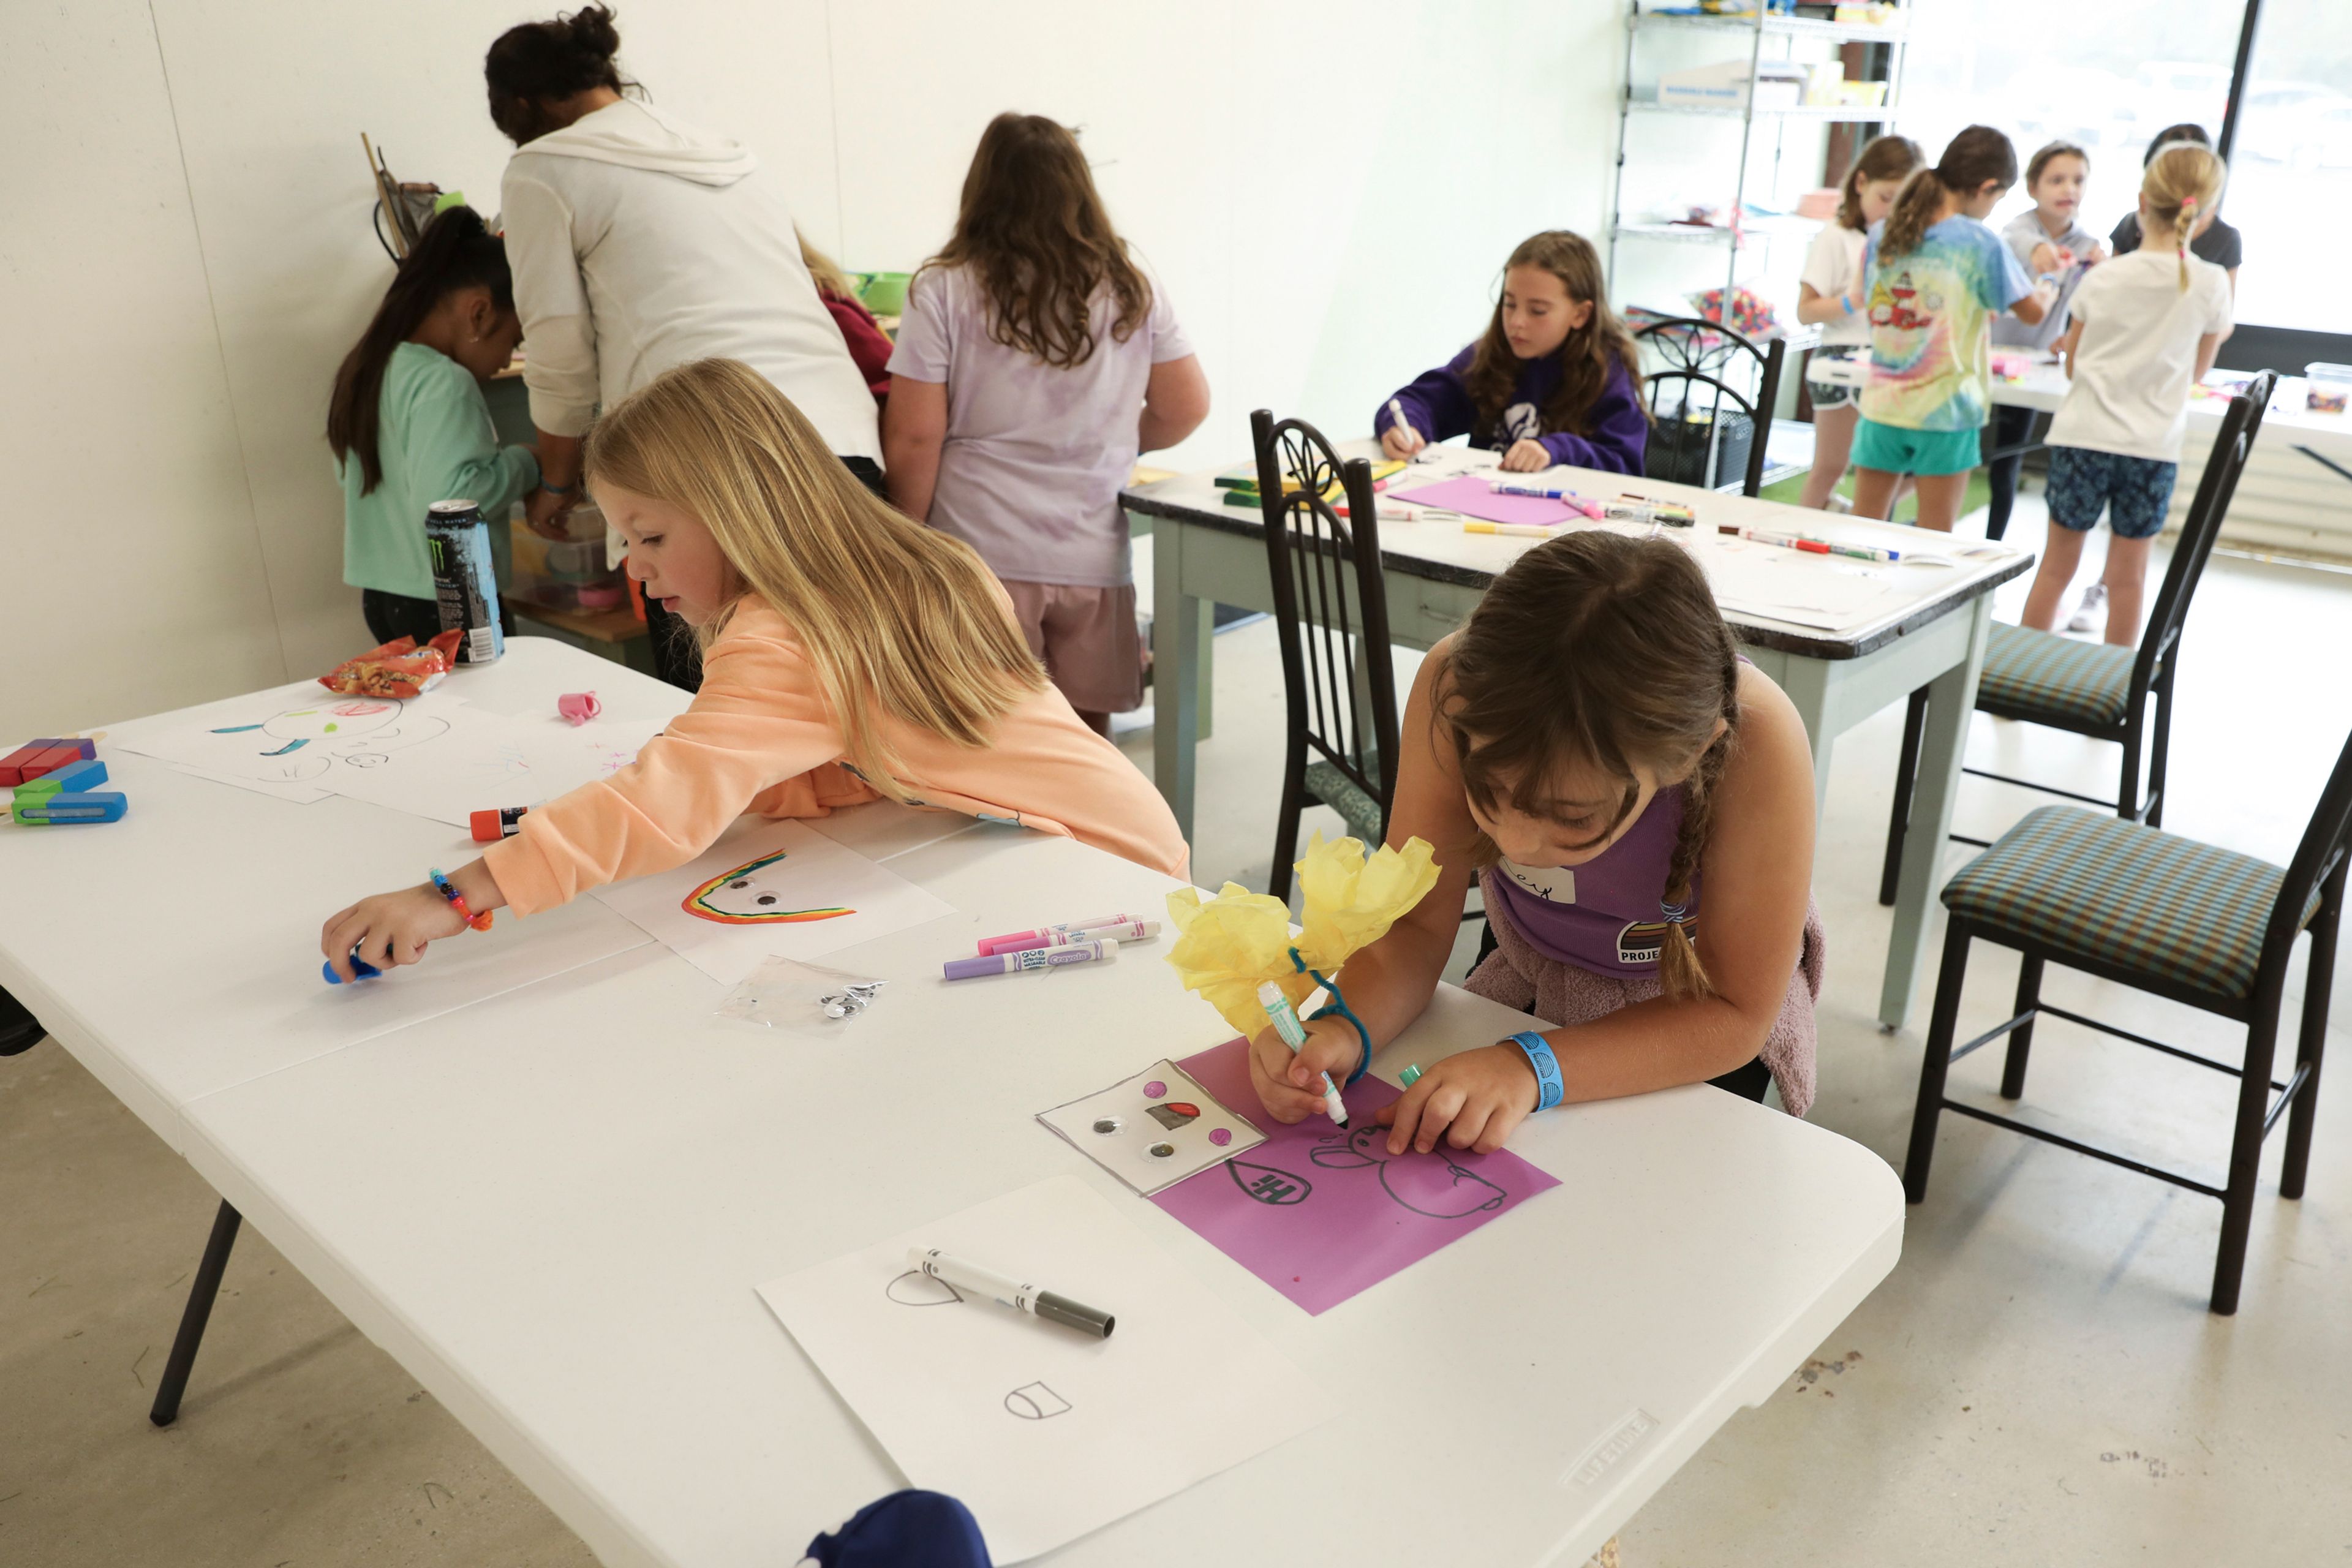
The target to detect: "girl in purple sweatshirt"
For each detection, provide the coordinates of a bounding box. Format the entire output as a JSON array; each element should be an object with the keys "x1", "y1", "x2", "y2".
[{"x1": 1378, "y1": 230, "x2": 1648, "y2": 475}]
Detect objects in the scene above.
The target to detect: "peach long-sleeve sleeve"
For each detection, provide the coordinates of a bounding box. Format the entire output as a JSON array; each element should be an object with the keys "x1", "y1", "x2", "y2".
[{"x1": 483, "y1": 601, "x2": 1186, "y2": 916}]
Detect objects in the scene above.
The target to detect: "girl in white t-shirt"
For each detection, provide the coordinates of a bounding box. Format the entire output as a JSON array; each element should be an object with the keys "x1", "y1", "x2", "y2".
[
  {"x1": 1795, "y1": 135, "x2": 1922, "y2": 511},
  {"x1": 2024, "y1": 143, "x2": 2234, "y2": 647},
  {"x1": 882, "y1": 113, "x2": 1210, "y2": 736}
]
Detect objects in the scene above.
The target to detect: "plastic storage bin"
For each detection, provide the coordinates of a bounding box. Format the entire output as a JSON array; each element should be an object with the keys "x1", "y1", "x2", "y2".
[{"x1": 2305, "y1": 364, "x2": 2351, "y2": 415}]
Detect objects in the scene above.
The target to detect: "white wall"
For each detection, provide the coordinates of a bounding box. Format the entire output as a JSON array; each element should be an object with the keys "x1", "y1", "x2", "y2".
[{"x1": 1, "y1": 0, "x2": 1625, "y2": 737}]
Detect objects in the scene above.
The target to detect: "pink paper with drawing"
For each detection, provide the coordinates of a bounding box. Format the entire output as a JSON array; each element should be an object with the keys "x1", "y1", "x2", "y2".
[
  {"x1": 1389, "y1": 474, "x2": 1580, "y2": 527},
  {"x1": 1152, "y1": 1037, "x2": 1560, "y2": 1314}
]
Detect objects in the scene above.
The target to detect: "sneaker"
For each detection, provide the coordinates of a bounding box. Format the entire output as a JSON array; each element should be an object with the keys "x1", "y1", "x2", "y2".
[
  {"x1": 2066, "y1": 582, "x2": 2106, "y2": 634},
  {"x1": 1825, "y1": 491, "x2": 1853, "y2": 514}
]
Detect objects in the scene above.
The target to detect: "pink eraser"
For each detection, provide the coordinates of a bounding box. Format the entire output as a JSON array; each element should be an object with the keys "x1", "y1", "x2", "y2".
[{"x1": 556, "y1": 692, "x2": 602, "y2": 726}]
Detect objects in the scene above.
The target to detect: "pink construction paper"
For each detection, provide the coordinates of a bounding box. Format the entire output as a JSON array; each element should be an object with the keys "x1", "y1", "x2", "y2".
[
  {"x1": 1152, "y1": 1038, "x2": 1561, "y2": 1314},
  {"x1": 1389, "y1": 475, "x2": 1580, "y2": 527}
]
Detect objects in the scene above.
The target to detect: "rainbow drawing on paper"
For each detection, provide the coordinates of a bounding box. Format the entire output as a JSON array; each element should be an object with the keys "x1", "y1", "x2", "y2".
[{"x1": 681, "y1": 848, "x2": 855, "y2": 925}]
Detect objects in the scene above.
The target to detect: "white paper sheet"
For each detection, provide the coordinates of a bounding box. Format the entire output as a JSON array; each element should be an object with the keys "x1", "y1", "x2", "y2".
[
  {"x1": 587, "y1": 817, "x2": 956, "y2": 985},
  {"x1": 110, "y1": 689, "x2": 667, "y2": 827},
  {"x1": 759, "y1": 1176, "x2": 1332, "y2": 1563}
]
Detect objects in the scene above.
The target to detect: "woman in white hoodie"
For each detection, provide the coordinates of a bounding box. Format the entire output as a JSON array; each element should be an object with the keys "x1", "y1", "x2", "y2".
[{"x1": 485, "y1": 7, "x2": 881, "y2": 683}]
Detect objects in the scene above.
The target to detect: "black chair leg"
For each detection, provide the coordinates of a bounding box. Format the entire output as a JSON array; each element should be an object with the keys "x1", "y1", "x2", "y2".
[
  {"x1": 2000, "y1": 954, "x2": 2043, "y2": 1100},
  {"x1": 2118, "y1": 722, "x2": 2144, "y2": 823},
  {"x1": 2282, "y1": 895, "x2": 2341, "y2": 1201},
  {"x1": 0, "y1": 985, "x2": 42, "y2": 1057},
  {"x1": 1267, "y1": 742, "x2": 1307, "y2": 908},
  {"x1": 1904, "y1": 921, "x2": 1977, "y2": 1204},
  {"x1": 1880, "y1": 686, "x2": 1930, "y2": 908},
  {"x1": 2146, "y1": 667, "x2": 2177, "y2": 830},
  {"x1": 150, "y1": 1200, "x2": 241, "y2": 1427},
  {"x1": 2211, "y1": 1008, "x2": 2282, "y2": 1317}
]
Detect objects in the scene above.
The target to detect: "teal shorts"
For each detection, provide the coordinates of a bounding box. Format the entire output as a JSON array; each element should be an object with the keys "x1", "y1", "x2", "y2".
[{"x1": 1850, "y1": 418, "x2": 1982, "y2": 478}]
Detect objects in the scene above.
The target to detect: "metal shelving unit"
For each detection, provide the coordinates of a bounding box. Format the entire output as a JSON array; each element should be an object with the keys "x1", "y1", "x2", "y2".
[{"x1": 1608, "y1": 3, "x2": 1911, "y2": 318}]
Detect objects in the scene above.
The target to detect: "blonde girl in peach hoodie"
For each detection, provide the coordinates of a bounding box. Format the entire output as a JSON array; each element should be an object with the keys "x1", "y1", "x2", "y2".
[{"x1": 321, "y1": 356, "x2": 1185, "y2": 978}]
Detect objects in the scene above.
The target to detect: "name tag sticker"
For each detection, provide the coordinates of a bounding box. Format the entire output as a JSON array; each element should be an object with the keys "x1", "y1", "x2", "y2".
[{"x1": 1502, "y1": 859, "x2": 1576, "y2": 904}]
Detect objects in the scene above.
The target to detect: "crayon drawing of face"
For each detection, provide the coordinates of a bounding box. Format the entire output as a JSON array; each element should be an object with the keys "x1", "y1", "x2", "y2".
[
  {"x1": 264, "y1": 701, "x2": 401, "y2": 743},
  {"x1": 682, "y1": 848, "x2": 856, "y2": 925}
]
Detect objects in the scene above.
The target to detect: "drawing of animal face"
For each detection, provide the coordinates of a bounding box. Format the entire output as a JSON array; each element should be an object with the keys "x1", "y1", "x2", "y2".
[
  {"x1": 1310, "y1": 1125, "x2": 1507, "y2": 1219},
  {"x1": 681, "y1": 848, "x2": 856, "y2": 925},
  {"x1": 264, "y1": 701, "x2": 400, "y2": 743}
]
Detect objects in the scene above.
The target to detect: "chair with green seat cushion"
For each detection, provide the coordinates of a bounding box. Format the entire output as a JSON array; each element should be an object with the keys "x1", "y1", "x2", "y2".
[
  {"x1": 1904, "y1": 720, "x2": 2352, "y2": 1316},
  {"x1": 1250, "y1": 409, "x2": 1398, "y2": 906},
  {"x1": 1878, "y1": 374, "x2": 2275, "y2": 905}
]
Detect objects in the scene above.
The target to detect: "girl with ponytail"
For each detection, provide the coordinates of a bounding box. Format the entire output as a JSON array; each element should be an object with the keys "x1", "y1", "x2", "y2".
[
  {"x1": 2025, "y1": 143, "x2": 2233, "y2": 647},
  {"x1": 326, "y1": 205, "x2": 538, "y2": 644},
  {"x1": 1847, "y1": 126, "x2": 2059, "y2": 531},
  {"x1": 1244, "y1": 531, "x2": 1825, "y2": 1151}
]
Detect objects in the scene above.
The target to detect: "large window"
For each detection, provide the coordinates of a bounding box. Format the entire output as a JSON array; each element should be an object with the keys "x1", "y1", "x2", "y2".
[
  {"x1": 2228, "y1": 0, "x2": 2352, "y2": 333},
  {"x1": 1896, "y1": 1, "x2": 2241, "y2": 255}
]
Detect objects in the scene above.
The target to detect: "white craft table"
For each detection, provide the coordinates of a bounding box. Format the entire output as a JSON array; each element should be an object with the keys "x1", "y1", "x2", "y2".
[
  {"x1": 2, "y1": 639, "x2": 1902, "y2": 1567},
  {"x1": 1128, "y1": 443, "x2": 2034, "y2": 1028},
  {"x1": 1991, "y1": 363, "x2": 2352, "y2": 559}
]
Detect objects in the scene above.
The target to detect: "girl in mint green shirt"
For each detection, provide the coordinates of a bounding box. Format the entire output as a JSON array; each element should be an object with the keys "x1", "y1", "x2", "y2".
[{"x1": 327, "y1": 206, "x2": 541, "y2": 643}]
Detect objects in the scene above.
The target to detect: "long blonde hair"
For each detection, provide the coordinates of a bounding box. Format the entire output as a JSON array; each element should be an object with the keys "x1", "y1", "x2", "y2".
[
  {"x1": 586, "y1": 359, "x2": 1046, "y2": 797},
  {"x1": 2141, "y1": 143, "x2": 2226, "y2": 292},
  {"x1": 796, "y1": 228, "x2": 854, "y2": 299}
]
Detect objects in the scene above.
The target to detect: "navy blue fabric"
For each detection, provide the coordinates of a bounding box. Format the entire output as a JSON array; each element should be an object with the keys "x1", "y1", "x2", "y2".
[
  {"x1": 804, "y1": 1490, "x2": 992, "y2": 1568},
  {"x1": 2045, "y1": 445, "x2": 2179, "y2": 538}
]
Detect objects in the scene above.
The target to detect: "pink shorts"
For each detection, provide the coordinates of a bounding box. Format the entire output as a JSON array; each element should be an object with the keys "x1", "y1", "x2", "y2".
[{"x1": 1001, "y1": 579, "x2": 1146, "y2": 715}]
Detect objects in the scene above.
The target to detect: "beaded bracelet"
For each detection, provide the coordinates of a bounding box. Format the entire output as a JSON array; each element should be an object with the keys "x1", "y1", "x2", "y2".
[{"x1": 428, "y1": 867, "x2": 493, "y2": 932}]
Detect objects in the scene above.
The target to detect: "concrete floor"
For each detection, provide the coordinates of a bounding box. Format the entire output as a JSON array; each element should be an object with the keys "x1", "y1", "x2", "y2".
[{"x1": 6, "y1": 494, "x2": 2350, "y2": 1564}]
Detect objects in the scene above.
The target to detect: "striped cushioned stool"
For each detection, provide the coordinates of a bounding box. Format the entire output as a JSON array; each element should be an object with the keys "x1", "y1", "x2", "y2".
[{"x1": 1905, "y1": 725, "x2": 2352, "y2": 1316}]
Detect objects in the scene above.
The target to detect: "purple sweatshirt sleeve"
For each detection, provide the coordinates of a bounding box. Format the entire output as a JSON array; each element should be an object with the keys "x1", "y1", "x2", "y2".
[
  {"x1": 1377, "y1": 345, "x2": 1480, "y2": 443},
  {"x1": 1536, "y1": 360, "x2": 1648, "y2": 475}
]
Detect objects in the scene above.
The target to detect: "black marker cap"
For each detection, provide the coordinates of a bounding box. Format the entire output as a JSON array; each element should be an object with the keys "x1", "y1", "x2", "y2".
[{"x1": 1036, "y1": 1291, "x2": 1115, "y2": 1339}]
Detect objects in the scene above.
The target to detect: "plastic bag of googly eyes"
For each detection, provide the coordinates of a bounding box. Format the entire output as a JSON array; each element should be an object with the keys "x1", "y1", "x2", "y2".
[{"x1": 711, "y1": 956, "x2": 888, "y2": 1039}]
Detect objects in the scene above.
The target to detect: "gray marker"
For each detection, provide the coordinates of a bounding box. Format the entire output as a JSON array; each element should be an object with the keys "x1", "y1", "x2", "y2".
[{"x1": 907, "y1": 1246, "x2": 1115, "y2": 1339}]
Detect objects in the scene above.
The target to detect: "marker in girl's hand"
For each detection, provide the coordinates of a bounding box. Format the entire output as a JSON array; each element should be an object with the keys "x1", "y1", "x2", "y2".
[{"x1": 1258, "y1": 981, "x2": 1348, "y2": 1126}]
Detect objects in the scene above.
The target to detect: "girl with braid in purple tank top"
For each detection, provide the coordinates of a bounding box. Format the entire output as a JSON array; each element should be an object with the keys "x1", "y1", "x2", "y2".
[{"x1": 1246, "y1": 531, "x2": 1826, "y2": 1154}]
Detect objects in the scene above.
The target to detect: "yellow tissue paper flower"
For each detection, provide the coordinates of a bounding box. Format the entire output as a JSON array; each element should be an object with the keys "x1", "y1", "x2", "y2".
[{"x1": 1164, "y1": 832, "x2": 1442, "y2": 1041}]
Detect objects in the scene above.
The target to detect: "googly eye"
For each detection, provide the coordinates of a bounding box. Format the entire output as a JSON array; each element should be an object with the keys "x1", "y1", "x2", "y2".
[
  {"x1": 729, "y1": 880, "x2": 750, "y2": 890},
  {"x1": 1092, "y1": 1117, "x2": 1121, "y2": 1135},
  {"x1": 756, "y1": 894, "x2": 777, "y2": 906},
  {"x1": 1148, "y1": 1142, "x2": 1175, "y2": 1159}
]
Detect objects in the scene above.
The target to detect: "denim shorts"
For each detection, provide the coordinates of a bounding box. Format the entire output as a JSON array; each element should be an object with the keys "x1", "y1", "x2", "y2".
[
  {"x1": 1850, "y1": 418, "x2": 1983, "y2": 478},
  {"x1": 2045, "y1": 446, "x2": 2179, "y2": 539}
]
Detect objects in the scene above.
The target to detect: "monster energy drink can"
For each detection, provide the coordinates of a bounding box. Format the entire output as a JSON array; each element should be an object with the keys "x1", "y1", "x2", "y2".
[{"x1": 424, "y1": 499, "x2": 504, "y2": 664}]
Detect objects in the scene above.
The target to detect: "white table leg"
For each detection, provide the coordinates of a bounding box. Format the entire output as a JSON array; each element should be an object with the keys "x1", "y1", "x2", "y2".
[
  {"x1": 1772, "y1": 655, "x2": 1839, "y2": 820},
  {"x1": 1152, "y1": 517, "x2": 1202, "y2": 844},
  {"x1": 1879, "y1": 595, "x2": 1993, "y2": 1029}
]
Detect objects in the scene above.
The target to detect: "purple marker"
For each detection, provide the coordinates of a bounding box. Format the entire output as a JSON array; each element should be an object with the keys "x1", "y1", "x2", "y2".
[{"x1": 943, "y1": 938, "x2": 1121, "y2": 981}]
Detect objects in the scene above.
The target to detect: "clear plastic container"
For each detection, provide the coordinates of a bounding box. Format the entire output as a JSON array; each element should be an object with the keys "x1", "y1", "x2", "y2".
[{"x1": 2305, "y1": 364, "x2": 2351, "y2": 415}]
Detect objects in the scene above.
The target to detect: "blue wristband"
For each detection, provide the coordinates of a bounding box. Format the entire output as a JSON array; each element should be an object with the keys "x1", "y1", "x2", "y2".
[{"x1": 1510, "y1": 1030, "x2": 1564, "y2": 1112}]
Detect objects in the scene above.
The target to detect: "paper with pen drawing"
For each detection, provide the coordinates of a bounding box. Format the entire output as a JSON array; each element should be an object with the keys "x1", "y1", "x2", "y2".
[{"x1": 758, "y1": 1176, "x2": 1331, "y2": 1564}]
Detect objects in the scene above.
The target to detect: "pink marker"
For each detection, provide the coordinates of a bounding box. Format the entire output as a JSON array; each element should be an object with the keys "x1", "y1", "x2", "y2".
[
  {"x1": 991, "y1": 919, "x2": 1160, "y2": 956},
  {"x1": 978, "y1": 914, "x2": 1137, "y2": 956},
  {"x1": 944, "y1": 939, "x2": 1121, "y2": 981}
]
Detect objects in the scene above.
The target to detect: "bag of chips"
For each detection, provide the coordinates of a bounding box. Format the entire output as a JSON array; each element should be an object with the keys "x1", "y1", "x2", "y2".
[{"x1": 317, "y1": 629, "x2": 464, "y2": 698}]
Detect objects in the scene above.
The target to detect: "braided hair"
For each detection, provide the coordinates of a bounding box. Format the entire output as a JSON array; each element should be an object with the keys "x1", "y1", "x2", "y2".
[{"x1": 1437, "y1": 531, "x2": 1741, "y2": 1001}]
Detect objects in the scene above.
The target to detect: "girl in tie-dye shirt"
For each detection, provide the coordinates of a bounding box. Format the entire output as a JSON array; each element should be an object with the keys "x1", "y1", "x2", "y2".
[{"x1": 1850, "y1": 126, "x2": 2059, "y2": 531}]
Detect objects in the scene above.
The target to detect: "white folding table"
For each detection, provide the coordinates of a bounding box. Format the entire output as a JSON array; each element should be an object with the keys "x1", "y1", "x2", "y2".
[{"x1": 1, "y1": 641, "x2": 1903, "y2": 1566}]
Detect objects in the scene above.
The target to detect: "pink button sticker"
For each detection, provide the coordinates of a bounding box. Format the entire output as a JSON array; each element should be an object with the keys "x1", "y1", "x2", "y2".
[{"x1": 1142, "y1": 1080, "x2": 1167, "y2": 1099}]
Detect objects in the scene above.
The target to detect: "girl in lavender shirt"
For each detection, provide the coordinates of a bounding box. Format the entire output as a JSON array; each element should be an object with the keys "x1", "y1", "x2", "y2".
[
  {"x1": 1248, "y1": 532, "x2": 1825, "y2": 1150},
  {"x1": 1377, "y1": 230, "x2": 1648, "y2": 475},
  {"x1": 884, "y1": 113, "x2": 1210, "y2": 736}
]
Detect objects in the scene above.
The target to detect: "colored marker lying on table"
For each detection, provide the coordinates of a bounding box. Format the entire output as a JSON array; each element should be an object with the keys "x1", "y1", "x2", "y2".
[
  {"x1": 907, "y1": 1246, "x2": 1115, "y2": 1338},
  {"x1": 978, "y1": 915, "x2": 1136, "y2": 956},
  {"x1": 1258, "y1": 981, "x2": 1348, "y2": 1126},
  {"x1": 943, "y1": 938, "x2": 1120, "y2": 981},
  {"x1": 471, "y1": 805, "x2": 530, "y2": 842},
  {"x1": 992, "y1": 919, "x2": 1161, "y2": 956},
  {"x1": 1335, "y1": 502, "x2": 1461, "y2": 522},
  {"x1": 1463, "y1": 520, "x2": 1564, "y2": 539},
  {"x1": 1744, "y1": 527, "x2": 1896, "y2": 560}
]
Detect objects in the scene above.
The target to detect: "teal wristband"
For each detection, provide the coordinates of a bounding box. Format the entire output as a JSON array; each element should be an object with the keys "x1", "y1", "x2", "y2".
[{"x1": 1510, "y1": 1030, "x2": 1564, "y2": 1111}]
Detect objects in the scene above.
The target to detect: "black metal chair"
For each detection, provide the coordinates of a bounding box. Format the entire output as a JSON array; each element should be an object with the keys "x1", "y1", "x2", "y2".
[
  {"x1": 1633, "y1": 315, "x2": 1788, "y2": 498},
  {"x1": 1905, "y1": 714, "x2": 2350, "y2": 1315},
  {"x1": 1253, "y1": 410, "x2": 1399, "y2": 905},
  {"x1": 1879, "y1": 373, "x2": 2275, "y2": 906}
]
